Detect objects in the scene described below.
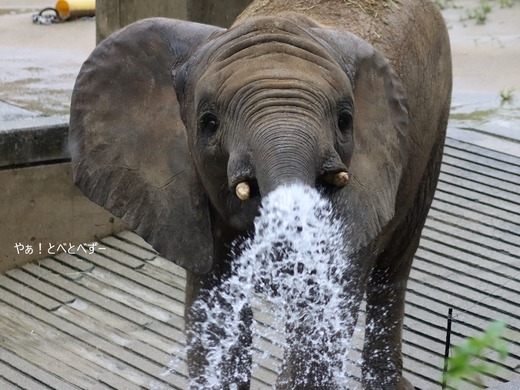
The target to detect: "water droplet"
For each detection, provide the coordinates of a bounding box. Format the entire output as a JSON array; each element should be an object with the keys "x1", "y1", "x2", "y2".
[{"x1": 172, "y1": 184, "x2": 359, "y2": 387}]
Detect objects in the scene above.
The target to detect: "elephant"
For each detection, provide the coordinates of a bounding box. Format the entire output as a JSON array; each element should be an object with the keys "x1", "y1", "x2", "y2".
[{"x1": 69, "y1": 0, "x2": 452, "y2": 388}]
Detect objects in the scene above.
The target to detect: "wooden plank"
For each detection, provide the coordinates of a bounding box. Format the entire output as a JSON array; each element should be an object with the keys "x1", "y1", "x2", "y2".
[
  {"x1": 41, "y1": 256, "x2": 188, "y2": 357},
  {"x1": 53, "y1": 253, "x2": 95, "y2": 273},
  {"x1": 101, "y1": 236, "x2": 157, "y2": 261},
  {"x1": 438, "y1": 172, "x2": 520, "y2": 215},
  {"x1": 415, "y1": 249, "x2": 520, "y2": 293},
  {"x1": 63, "y1": 298, "x2": 185, "y2": 351},
  {"x1": 1, "y1": 325, "x2": 102, "y2": 389},
  {"x1": 1, "y1": 299, "x2": 164, "y2": 390},
  {"x1": 0, "y1": 348, "x2": 78, "y2": 390},
  {"x1": 54, "y1": 300, "x2": 181, "y2": 365},
  {"x1": 71, "y1": 250, "x2": 185, "y2": 304},
  {"x1": 434, "y1": 187, "x2": 520, "y2": 226},
  {"x1": 144, "y1": 319, "x2": 186, "y2": 343},
  {"x1": 441, "y1": 158, "x2": 520, "y2": 197},
  {"x1": 405, "y1": 290, "x2": 520, "y2": 355},
  {"x1": 5, "y1": 268, "x2": 75, "y2": 304},
  {"x1": 22, "y1": 262, "x2": 154, "y2": 327},
  {"x1": 84, "y1": 244, "x2": 145, "y2": 270},
  {"x1": 0, "y1": 275, "x2": 61, "y2": 311},
  {"x1": 85, "y1": 266, "x2": 185, "y2": 319},
  {"x1": 429, "y1": 199, "x2": 519, "y2": 244},
  {"x1": 0, "y1": 288, "x2": 185, "y2": 389},
  {"x1": 403, "y1": 299, "x2": 518, "y2": 388},
  {"x1": 414, "y1": 270, "x2": 520, "y2": 335},
  {"x1": 445, "y1": 138, "x2": 520, "y2": 168},
  {"x1": 0, "y1": 359, "x2": 50, "y2": 390},
  {"x1": 409, "y1": 268, "x2": 520, "y2": 328},
  {"x1": 406, "y1": 284, "x2": 520, "y2": 356},
  {"x1": 73, "y1": 272, "x2": 177, "y2": 323},
  {"x1": 446, "y1": 130, "x2": 520, "y2": 172},
  {"x1": 402, "y1": 348, "x2": 443, "y2": 390},
  {"x1": 438, "y1": 172, "x2": 519, "y2": 213},
  {"x1": 441, "y1": 154, "x2": 520, "y2": 187},
  {"x1": 443, "y1": 143, "x2": 520, "y2": 177},
  {"x1": 403, "y1": 316, "x2": 520, "y2": 383},
  {"x1": 117, "y1": 229, "x2": 151, "y2": 247},
  {"x1": 96, "y1": 372, "x2": 142, "y2": 390},
  {"x1": 421, "y1": 228, "x2": 520, "y2": 274},
  {"x1": 39, "y1": 259, "x2": 86, "y2": 281},
  {"x1": 425, "y1": 217, "x2": 519, "y2": 259},
  {"x1": 138, "y1": 261, "x2": 187, "y2": 292},
  {"x1": 144, "y1": 256, "x2": 186, "y2": 280},
  {"x1": 0, "y1": 377, "x2": 20, "y2": 390},
  {"x1": 1, "y1": 305, "x2": 143, "y2": 390}
]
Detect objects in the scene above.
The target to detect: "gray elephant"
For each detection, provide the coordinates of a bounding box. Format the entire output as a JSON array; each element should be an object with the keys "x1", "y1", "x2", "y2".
[{"x1": 69, "y1": 0, "x2": 451, "y2": 388}]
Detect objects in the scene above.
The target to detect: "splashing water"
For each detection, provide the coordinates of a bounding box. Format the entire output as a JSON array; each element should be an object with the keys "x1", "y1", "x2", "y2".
[{"x1": 184, "y1": 184, "x2": 357, "y2": 388}]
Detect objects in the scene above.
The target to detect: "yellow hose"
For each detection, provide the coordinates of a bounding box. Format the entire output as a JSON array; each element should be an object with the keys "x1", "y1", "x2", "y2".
[{"x1": 55, "y1": 0, "x2": 95, "y2": 20}]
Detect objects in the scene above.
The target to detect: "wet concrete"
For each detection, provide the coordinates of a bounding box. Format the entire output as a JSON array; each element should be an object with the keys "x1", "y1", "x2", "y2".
[
  {"x1": 0, "y1": 1, "x2": 95, "y2": 121},
  {"x1": 450, "y1": 91, "x2": 520, "y2": 155},
  {"x1": 442, "y1": 0, "x2": 520, "y2": 156},
  {"x1": 0, "y1": 0, "x2": 519, "y2": 156}
]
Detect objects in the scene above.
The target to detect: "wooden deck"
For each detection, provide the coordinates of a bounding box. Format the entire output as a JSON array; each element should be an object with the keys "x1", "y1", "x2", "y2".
[{"x1": 1, "y1": 136, "x2": 519, "y2": 389}]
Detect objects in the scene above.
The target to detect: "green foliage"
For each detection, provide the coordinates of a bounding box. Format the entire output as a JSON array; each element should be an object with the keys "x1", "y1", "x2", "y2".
[
  {"x1": 500, "y1": 88, "x2": 515, "y2": 103},
  {"x1": 435, "y1": 0, "x2": 520, "y2": 24},
  {"x1": 498, "y1": 0, "x2": 518, "y2": 7},
  {"x1": 443, "y1": 321, "x2": 509, "y2": 387},
  {"x1": 435, "y1": 0, "x2": 457, "y2": 9},
  {"x1": 465, "y1": 0, "x2": 493, "y2": 24}
]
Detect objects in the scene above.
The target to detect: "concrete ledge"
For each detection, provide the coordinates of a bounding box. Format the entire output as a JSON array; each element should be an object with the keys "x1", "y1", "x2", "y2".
[
  {"x1": 0, "y1": 116, "x2": 70, "y2": 168},
  {"x1": 1, "y1": 118, "x2": 126, "y2": 272}
]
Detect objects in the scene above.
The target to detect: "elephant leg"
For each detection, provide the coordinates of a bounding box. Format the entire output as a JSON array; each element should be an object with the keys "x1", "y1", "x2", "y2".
[
  {"x1": 362, "y1": 138, "x2": 445, "y2": 390},
  {"x1": 276, "y1": 326, "x2": 344, "y2": 389},
  {"x1": 276, "y1": 266, "x2": 366, "y2": 389},
  {"x1": 185, "y1": 267, "x2": 253, "y2": 390},
  {"x1": 362, "y1": 242, "x2": 417, "y2": 390}
]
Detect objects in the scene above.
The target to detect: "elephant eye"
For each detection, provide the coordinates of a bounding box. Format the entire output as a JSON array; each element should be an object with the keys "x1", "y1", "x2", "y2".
[
  {"x1": 199, "y1": 113, "x2": 220, "y2": 134},
  {"x1": 337, "y1": 111, "x2": 353, "y2": 134}
]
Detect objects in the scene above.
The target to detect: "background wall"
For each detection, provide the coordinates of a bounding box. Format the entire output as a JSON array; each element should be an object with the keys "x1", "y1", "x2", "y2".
[{"x1": 96, "y1": 0, "x2": 253, "y2": 42}]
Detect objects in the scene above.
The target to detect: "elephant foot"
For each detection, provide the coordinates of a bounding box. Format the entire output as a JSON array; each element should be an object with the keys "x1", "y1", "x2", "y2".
[{"x1": 397, "y1": 376, "x2": 415, "y2": 390}]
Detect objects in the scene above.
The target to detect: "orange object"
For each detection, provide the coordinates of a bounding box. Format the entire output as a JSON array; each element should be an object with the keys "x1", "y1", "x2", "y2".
[{"x1": 55, "y1": 0, "x2": 95, "y2": 20}]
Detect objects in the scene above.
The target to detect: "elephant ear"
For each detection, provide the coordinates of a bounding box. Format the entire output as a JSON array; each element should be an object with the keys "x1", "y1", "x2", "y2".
[
  {"x1": 313, "y1": 29, "x2": 410, "y2": 249},
  {"x1": 69, "y1": 18, "x2": 225, "y2": 274}
]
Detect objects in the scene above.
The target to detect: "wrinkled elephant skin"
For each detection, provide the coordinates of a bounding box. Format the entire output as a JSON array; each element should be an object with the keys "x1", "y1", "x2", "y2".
[{"x1": 69, "y1": 0, "x2": 451, "y2": 388}]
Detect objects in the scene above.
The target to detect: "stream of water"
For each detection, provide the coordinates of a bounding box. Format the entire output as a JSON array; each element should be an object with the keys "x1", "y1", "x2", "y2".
[{"x1": 171, "y1": 184, "x2": 357, "y2": 388}]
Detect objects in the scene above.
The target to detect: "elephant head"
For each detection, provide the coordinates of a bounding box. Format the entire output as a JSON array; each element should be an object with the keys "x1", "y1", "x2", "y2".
[{"x1": 69, "y1": 16, "x2": 409, "y2": 274}]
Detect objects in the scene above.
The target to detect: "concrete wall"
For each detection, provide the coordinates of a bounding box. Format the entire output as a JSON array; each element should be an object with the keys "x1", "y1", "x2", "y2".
[
  {"x1": 0, "y1": 118, "x2": 125, "y2": 273},
  {"x1": 96, "y1": 0, "x2": 253, "y2": 42}
]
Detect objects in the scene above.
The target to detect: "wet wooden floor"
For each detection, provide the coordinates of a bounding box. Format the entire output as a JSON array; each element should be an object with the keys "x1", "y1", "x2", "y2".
[{"x1": 1, "y1": 136, "x2": 519, "y2": 389}]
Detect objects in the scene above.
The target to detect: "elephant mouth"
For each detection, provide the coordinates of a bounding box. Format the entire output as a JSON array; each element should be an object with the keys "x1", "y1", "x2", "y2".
[{"x1": 231, "y1": 170, "x2": 348, "y2": 201}]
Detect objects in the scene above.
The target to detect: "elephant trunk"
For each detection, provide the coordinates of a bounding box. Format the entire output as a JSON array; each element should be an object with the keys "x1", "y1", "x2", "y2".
[
  {"x1": 252, "y1": 120, "x2": 318, "y2": 196},
  {"x1": 228, "y1": 114, "x2": 349, "y2": 201}
]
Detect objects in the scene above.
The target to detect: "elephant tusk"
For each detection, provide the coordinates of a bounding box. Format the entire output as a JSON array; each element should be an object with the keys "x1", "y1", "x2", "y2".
[
  {"x1": 235, "y1": 182, "x2": 250, "y2": 200},
  {"x1": 324, "y1": 171, "x2": 349, "y2": 187}
]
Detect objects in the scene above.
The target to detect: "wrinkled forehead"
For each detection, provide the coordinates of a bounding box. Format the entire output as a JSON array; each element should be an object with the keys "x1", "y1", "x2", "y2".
[{"x1": 192, "y1": 17, "x2": 352, "y2": 105}]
